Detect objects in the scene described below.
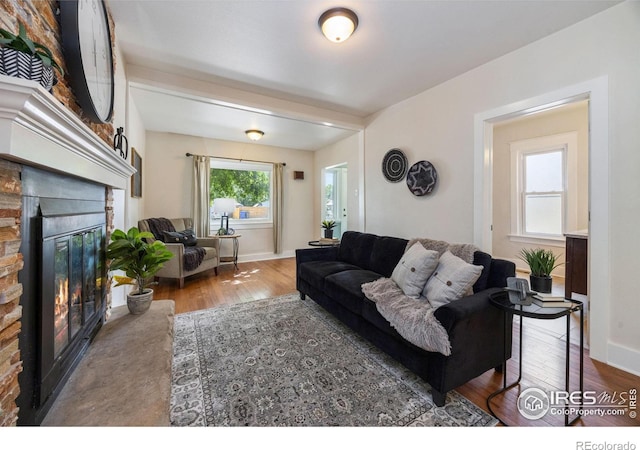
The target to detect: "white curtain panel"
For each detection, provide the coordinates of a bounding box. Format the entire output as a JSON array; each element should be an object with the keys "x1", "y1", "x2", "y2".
[
  {"x1": 192, "y1": 155, "x2": 210, "y2": 236},
  {"x1": 273, "y1": 163, "x2": 284, "y2": 254}
]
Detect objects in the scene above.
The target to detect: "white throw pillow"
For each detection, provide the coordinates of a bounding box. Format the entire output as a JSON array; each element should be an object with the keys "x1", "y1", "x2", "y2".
[
  {"x1": 391, "y1": 243, "x2": 439, "y2": 299},
  {"x1": 423, "y1": 250, "x2": 482, "y2": 308}
]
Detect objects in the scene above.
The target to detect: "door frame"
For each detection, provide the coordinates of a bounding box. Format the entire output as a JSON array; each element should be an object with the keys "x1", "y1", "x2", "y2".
[{"x1": 473, "y1": 76, "x2": 609, "y2": 362}]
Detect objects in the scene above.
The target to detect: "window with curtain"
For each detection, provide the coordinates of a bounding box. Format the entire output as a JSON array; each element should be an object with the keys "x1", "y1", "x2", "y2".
[{"x1": 209, "y1": 160, "x2": 273, "y2": 234}]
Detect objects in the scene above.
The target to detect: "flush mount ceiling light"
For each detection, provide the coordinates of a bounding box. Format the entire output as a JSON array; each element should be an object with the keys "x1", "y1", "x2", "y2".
[
  {"x1": 318, "y1": 7, "x2": 358, "y2": 43},
  {"x1": 245, "y1": 129, "x2": 264, "y2": 141}
]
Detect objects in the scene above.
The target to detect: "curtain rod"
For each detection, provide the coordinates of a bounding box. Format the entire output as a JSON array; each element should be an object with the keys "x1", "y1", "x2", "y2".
[{"x1": 185, "y1": 152, "x2": 286, "y2": 166}]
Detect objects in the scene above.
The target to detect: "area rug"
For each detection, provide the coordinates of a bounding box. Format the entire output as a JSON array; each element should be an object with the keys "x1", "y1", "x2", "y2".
[{"x1": 170, "y1": 293, "x2": 497, "y2": 427}]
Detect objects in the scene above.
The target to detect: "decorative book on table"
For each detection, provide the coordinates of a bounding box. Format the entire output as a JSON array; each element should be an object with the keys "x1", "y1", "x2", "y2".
[
  {"x1": 532, "y1": 298, "x2": 572, "y2": 308},
  {"x1": 533, "y1": 292, "x2": 565, "y2": 301},
  {"x1": 319, "y1": 237, "x2": 339, "y2": 244}
]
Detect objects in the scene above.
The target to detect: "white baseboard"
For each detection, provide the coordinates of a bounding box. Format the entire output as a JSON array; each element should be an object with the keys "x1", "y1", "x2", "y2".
[
  {"x1": 607, "y1": 342, "x2": 640, "y2": 377},
  {"x1": 237, "y1": 250, "x2": 296, "y2": 263}
]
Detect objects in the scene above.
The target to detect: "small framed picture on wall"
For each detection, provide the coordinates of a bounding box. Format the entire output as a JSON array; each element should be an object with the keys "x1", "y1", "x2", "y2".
[{"x1": 131, "y1": 148, "x2": 142, "y2": 198}]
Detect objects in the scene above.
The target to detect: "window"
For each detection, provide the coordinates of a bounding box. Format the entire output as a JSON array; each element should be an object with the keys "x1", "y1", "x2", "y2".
[
  {"x1": 522, "y1": 150, "x2": 564, "y2": 235},
  {"x1": 209, "y1": 160, "x2": 273, "y2": 233},
  {"x1": 510, "y1": 132, "x2": 578, "y2": 242}
]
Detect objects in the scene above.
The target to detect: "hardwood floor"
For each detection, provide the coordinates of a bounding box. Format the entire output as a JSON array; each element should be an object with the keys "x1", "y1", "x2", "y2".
[{"x1": 154, "y1": 258, "x2": 640, "y2": 427}]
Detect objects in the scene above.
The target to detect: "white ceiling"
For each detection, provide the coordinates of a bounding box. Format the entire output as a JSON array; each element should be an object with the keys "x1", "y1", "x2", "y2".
[{"x1": 109, "y1": 0, "x2": 619, "y2": 150}]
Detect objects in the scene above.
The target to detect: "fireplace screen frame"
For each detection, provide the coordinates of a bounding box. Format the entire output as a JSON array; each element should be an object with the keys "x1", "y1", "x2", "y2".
[{"x1": 38, "y1": 212, "x2": 107, "y2": 404}]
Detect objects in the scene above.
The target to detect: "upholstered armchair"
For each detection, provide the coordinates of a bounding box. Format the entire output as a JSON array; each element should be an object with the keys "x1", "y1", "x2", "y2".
[{"x1": 138, "y1": 218, "x2": 219, "y2": 288}]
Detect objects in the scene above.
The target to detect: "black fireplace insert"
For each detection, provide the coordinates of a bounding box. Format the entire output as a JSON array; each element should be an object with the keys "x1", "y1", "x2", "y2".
[{"x1": 37, "y1": 212, "x2": 106, "y2": 408}]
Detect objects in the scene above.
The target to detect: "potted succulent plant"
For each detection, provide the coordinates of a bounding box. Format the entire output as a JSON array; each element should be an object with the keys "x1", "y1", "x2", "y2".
[
  {"x1": 106, "y1": 227, "x2": 173, "y2": 315},
  {"x1": 321, "y1": 220, "x2": 336, "y2": 239},
  {"x1": 518, "y1": 248, "x2": 563, "y2": 293},
  {"x1": 0, "y1": 21, "x2": 64, "y2": 91}
]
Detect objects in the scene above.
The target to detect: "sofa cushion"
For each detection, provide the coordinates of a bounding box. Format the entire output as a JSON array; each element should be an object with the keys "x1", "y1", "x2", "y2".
[
  {"x1": 361, "y1": 297, "x2": 404, "y2": 339},
  {"x1": 391, "y1": 243, "x2": 439, "y2": 298},
  {"x1": 324, "y1": 270, "x2": 382, "y2": 315},
  {"x1": 299, "y1": 261, "x2": 362, "y2": 292},
  {"x1": 369, "y1": 236, "x2": 409, "y2": 277},
  {"x1": 338, "y1": 231, "x2": 378, "y2": 270},
  {"x1": 169, "y1": 218, "x2": 189, "y2": 232},
  {"x1": 201, "y1": 246, "x2": 218, "y2": 261},
  {"x1": 423, "y1": 251, "x2": 483, "y2": 308},
  {"x1": 472, "y1": 250, "x2": 492, "y2": 293}
]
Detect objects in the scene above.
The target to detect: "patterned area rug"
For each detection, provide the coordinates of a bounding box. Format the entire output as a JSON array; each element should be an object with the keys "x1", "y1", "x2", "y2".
[{"x1": 170, "y1": 293, "x2": 497, "y2": 427}]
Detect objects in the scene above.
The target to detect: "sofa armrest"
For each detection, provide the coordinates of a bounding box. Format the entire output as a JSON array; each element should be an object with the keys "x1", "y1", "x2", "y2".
[
  {"x1": 196, "y1": 236, "x2": 220, "y2": 249},
  {"x1": 158, "y1": 242, "x2": 185, "y2": 274},
  {"x1": 295, "y1": 247, "x2": 339, "y2": 265},
  {"x1": 434, "y1": 287, "x2": 504, "y2": 332},
  {"x1": 435, "y1": 287, "x2": 512, "y2": 362}
]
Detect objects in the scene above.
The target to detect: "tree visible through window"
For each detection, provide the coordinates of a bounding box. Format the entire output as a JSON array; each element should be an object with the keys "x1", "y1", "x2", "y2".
[{"x1": 209, "y1": 160, "x2": 272, "y2": 232}]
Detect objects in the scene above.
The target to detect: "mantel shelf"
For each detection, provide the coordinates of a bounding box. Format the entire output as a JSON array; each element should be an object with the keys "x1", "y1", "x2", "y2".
[{"x1": 0, "y1": 75, "x2": 135, "y2": 189}]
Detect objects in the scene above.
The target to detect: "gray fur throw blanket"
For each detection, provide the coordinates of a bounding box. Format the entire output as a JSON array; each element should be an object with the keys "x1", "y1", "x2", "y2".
[
  {"x1": 406, "y1": 238, "x2": 478, "y2": 264},
  {"x1": 362, "y1": 278, "x2": 451, "y2": 356}
]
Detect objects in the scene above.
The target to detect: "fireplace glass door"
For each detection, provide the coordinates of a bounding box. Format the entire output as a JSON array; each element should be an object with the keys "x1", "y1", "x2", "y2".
[{"x1": 39, "y1": 213, "x2": 106, "y2": 404}]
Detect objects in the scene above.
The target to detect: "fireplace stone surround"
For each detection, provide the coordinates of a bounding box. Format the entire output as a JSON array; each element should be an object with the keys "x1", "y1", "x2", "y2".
[{"x1": 0, "y1": 76, "x2": 135, "y2": 425}]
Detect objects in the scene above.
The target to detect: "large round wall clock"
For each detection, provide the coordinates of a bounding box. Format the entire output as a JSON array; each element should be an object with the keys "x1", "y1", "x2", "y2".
[{"x1": 60, "y1": 0, "x2": 114, "y2": 124}]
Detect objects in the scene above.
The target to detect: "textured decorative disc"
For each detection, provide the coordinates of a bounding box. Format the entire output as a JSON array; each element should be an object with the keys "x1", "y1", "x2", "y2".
[
  {"x1": 382, "y1": 148, "x2": 408, "y2": 182},
  {"x1": 406, "y1": 160, "x2": 438, "y2": 196}
]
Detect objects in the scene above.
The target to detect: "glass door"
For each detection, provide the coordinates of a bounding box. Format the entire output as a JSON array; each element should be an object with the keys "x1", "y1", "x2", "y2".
[{"x1": 323, "y1": 164, "x2": 348, "y2": 238}]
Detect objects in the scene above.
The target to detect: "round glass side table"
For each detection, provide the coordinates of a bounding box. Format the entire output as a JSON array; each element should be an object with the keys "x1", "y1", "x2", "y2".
[{"x1": 487, "y1": 290, "x2": 584, "y2": 426}]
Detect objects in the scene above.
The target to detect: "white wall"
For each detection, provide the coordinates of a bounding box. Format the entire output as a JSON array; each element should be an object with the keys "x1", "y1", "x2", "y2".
[
  {"x1": 492, "y1": 101, "x2": 589, "y2": 274},
  {"x1": 363, "y1": 1, "x2": 640, "y2": 374},
  {"x1": 314, "y1": 133, "x2": 362, "y2": 236},
  {"x1": 110, "y1": 39, "x2": 149, "y2": 308},
  {"x1": 144, "y1": 132, "x2": 315, "y2": 261}
]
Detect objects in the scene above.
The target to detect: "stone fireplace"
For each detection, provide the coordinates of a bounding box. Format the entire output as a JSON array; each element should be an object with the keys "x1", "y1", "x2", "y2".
[{"x1": 0, "y1": 76, "x2": 135, "y2": 425}]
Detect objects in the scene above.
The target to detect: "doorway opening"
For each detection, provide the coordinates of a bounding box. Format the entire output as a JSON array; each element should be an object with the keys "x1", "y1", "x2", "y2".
[
  {"x1": 473, "y1": 76, "x2": 609, "y2": 362},
  {"x1": 490, "y1": 100, "x2": 590, "y2": 344}
]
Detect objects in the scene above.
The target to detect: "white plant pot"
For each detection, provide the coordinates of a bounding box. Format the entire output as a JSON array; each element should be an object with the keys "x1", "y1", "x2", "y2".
[{"x1": 127, "y1": 288, "x2": 154, "y2": 315}]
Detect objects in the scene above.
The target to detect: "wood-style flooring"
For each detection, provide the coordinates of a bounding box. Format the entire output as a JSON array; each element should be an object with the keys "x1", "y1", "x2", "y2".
[{"x1": 153, "y1": 258, "x2": 640, "y2": 427}]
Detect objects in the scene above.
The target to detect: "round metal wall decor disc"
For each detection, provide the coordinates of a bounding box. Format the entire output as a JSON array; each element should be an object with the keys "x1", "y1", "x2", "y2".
[
  {"x1": 406, "y1": 160, "x2": 438, "y2": 196},
  {"x1": 382, "y1": 148, "x2": 408, "y2": 182}
]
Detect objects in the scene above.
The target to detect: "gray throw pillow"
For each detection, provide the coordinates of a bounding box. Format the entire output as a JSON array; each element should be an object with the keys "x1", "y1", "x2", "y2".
[
  {"x1": 163, "y1": 229, "x2": 198, "y2": 246},
  {"x1": 391, "y1": 243, "x2": 439, "y2": 299},
  {"x1": 423, "y1": 250, "x2": 483, "y2": 308}
]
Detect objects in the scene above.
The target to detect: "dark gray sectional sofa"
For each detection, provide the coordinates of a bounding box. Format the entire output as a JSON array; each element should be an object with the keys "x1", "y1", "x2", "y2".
[{"x1": 295, "y1": 231, "x2": 515, "y2": 406}]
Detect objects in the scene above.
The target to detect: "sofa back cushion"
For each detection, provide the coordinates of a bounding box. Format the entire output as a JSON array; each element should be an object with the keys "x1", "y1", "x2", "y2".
[
  {"x1": 472, "y1": 250, "x2": 492, "y2": 292},
  {"x1": 338, "y1": 231, "x2": 378, "y2": 269},
  {"x1": 369, "y1": 236, "x2": 409, "y2": 277},
  {"x1": 338, "y1": 231, "x2": 407, "y2": 276}
]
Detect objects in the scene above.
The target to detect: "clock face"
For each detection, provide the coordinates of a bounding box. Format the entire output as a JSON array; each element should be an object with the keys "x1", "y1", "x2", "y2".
[{"x1": 61, "y1": 0, "x2": 114, "y2": 123}]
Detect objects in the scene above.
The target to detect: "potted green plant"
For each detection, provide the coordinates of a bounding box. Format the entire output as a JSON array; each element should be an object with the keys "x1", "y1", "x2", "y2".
[
  {"x1": 0, "y1": 21, "x2": 64, "y2": 91},
  {"x1": 106, "y1": 227, "x2": 173, "y2": 315},
  {"x1": 518, "y1": 248, "x2": 563, "y2": 293},
  {"x1": 321, "y1": 220, "x2": 336, "y2": 239}
]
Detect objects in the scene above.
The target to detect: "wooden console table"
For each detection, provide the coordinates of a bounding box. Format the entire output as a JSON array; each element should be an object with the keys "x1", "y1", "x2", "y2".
[{"x1": 564, "y1": 230, "x2": 588, "y2": 298}]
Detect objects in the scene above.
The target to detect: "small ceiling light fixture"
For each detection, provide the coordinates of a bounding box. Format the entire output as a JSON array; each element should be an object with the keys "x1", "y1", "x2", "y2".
[
  {"x1": 318, "y1": 7, "x2": 358, "y2": 43},
  {"x1": 245, "y1": 129, "x2": 264, "y2": 141}
]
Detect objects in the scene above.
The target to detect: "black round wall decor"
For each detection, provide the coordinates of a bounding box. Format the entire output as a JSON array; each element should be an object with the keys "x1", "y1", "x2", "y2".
[
  {"x1": 382, "y1": 148, "x2": 408, "y2": 182},
  {"x1": 406, "y1": 160, "x2": 438, "y2": 196}
]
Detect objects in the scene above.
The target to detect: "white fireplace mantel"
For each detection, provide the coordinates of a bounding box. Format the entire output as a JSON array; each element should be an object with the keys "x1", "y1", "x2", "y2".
[{"x1": 0, "y1": 75, "x2": 135, "y2": 189}]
